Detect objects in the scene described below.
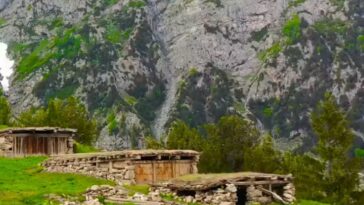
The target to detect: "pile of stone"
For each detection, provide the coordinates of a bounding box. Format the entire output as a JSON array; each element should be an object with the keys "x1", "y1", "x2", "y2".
[
  {"x1": 282, "y1": 183, "x2": 296, "y2": 203},
  {"x1": 151, "y1": 184, "x2": 237, "y2": 205},
  {"x1": 84, "y1": 185, "x2": 128, "y2": 201},
  {"x1": 44, "y1": 160, "x2": 135, "y2": 185},
  {"x1": 246, "y1": 185, "x2": 273, "y2": 204}
]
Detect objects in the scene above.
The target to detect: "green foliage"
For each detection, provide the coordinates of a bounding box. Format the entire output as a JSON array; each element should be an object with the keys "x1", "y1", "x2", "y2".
[
  {"x1": 258, "y1": 42, "x2": 282, "y2": 64},
  {"x1": 357, "y1": 35, "x2": 364, "y2": 51},
  {"x1": 17, "y1": 97, "x2": 98, "y2": 145},
  {"x1": 282, "y1": 14, "x2": 302, "y2": 44},
  {"x1": 104, "y1": 0, "x2": 119, "y2": 6},
  {"x1": 54, "y1": 29, "x2": 82, "y2": 59},
  {"x1": 45, "y1": 84, "x2": 78, "y2": 101},
  {"x1": 145, "y1": 136, "x2": 165, "y2": 149},
  {"x1": 313, "y1": 19, "x2": 347, "y2": 36},
  {"x1": 165, "y1": 115, "x2": 260, "y2": 173},
  {"x1": 135, "y1": 84, "x2": 166, "y2": 121},
  {"x1": 127, "y1": 0, "x2": 146, "y2": 8},
  {"x1": 107, "y1": 112, "x2": 118, "y2": 135},
  {"x1": 51, "y1": 17, "x2": 64, "y2": 29},
  {"x1": 263, "y1": 107, "x2": 273, "y2": 118},
  {"x1": 188, "y1": 67, "x2": 199, "y2": 77},
  {"x1": 166, "y1": 120, "x2": 202, "y2": 151},
  {"x1": 355, "y1": 148, "x2": 364, "y2": 158},
  {"x1": 0, "y1": 157, "x2": 112, "y2": 204},
  {"x1": 288, "y1": 0, "x2": 306, "y2": 7},
  {"x1": 16, "y1": 28, "x2": 82, "y2": 79},
  {"x1": 106, "y1": 23, "x2": 122, "y2": 44},
  {"x1": 0, "y1": 17, "x2": 6, "y2": 26},
  {"x1": 124, "y1": 95, "x2": 138, "y2": 106},
  {"x1": 310, "y1": 93, "x2": 362, "y2": 204},
  {"x1": 73, "y1": 142, "x2": 99, "y2": 153},
  {"x1": 0, "y1": 96, "x2": 11, "y2": 126},
  {"x1": 17, "y1": 39, "x2": 55, "y2": 79},
  {"x1": 243, "y1": 135, "x2": 283, "y2": 173},
  {"x1": 329, "y1": 0, "x2": 345, "y2": 9}
]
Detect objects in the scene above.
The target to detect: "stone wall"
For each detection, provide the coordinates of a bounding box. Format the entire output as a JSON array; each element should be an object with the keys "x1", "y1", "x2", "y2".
[
  {"x1": 43, "y1": 150, "x2": 200, "y2": 185},
  {"x1": 151, "y1": 184, "x2": 237, "y2": 205},
  {"x1": 0, "y1": 136, "x2": 13, "y2": 156},
  {"x1": 44, "y1": 159, "x2": 136, "y2": 184}
]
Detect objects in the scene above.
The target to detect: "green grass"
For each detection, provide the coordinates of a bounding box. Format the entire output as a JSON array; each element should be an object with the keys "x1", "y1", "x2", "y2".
[
  {"x1": 0, "y1": 157, "x2": 112, "y2": 204},
  {"x1": 123, "y1": 184, "x2": 150, "y2": 196},
  {"x1": 73, "y1": 142, "x2": 100, "y2": 153},
  {"x1": 0, "y1": 125, "x2": 9, "y2": 130}
]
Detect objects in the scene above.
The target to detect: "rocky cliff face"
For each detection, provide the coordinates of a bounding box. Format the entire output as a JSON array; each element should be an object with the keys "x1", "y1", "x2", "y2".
[{"x1": 0, "y1": 0, "x2": 363, "y2": 150}]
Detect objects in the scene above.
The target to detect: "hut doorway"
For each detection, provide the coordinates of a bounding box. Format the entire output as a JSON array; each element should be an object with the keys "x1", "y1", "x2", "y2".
[{"x1": 236, "y1": 186, "x2": 247, "y2": 205}]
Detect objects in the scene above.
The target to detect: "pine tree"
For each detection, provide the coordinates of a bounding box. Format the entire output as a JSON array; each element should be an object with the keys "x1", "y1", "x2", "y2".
[{"x1": 311, "y1": 93, "x2": 361, "y2": 204}]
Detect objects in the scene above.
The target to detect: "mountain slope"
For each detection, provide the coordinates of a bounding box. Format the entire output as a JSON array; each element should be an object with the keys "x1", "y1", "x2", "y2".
[{"x1": 0, "y1": 0, "x2": 362, "y2": 150}]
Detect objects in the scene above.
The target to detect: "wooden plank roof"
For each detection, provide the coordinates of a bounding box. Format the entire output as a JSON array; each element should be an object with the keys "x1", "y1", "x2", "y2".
[{"x1": 0, "y1": 127, "x2": 77, "y2": 135}]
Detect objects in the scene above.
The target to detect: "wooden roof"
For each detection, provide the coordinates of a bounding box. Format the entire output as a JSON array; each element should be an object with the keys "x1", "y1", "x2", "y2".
[
  {"x1": 156, "y1": 172, "x2": 293, "y2": 191},
  {"x1": 0, "y1": 127, "x2": 77, "y2": 135}
]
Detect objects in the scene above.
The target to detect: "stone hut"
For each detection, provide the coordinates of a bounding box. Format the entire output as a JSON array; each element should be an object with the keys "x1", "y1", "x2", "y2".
[
  {"x1": 0, "y1": 127, "x2": 75, "y2": 157},
  {"x1": 43, "y1": 150, "x2": 200, "y2": 184},
  {"x1": 152, "y1": 172, "x2": 296, "y2": 205}
]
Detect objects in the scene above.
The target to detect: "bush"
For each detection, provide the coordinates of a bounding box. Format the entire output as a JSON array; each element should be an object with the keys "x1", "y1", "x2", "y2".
[
  {"x1": 282, "y1": 14, "x2": 302, "y2": 44},
  {"x1": 73, "y1": 142, "x2": 99, "y2": 153},
  {"x1": 258, "y1": 42, "x2": 282, "y2": 64}
]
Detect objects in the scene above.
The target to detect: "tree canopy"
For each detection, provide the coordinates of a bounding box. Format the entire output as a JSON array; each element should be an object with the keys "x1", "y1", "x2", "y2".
[{"x1": 17, "y1": 97, "x2": 98, "y2": 145}]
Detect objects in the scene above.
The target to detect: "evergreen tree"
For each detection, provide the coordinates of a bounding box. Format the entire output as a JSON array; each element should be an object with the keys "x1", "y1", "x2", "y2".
[
  {"x1": 311, "y1": 93, "x2": 361, "y2": 204},
  {"x1": 243, "y1": 135, "x2": 283, "y2": 173},
  {"x1": 202, "y1": 115, "x2": 260, "y2": 172},
  {"x1": 166, "y1": 120, "x2": 202, "y2": 151},
  {"x1": 18, "y1": 97, "x2": 98, "y2": 145},
  {"x1": 0, "y1": 94, "x2": 11, "y2": 126}
]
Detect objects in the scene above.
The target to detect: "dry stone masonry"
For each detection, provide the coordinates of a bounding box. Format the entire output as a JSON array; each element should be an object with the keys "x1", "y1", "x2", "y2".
[
  {"x1": 153, "y1": 172, "x2": 296, "y2": 205},
  {"x1": 43, "y1": 150, "x2": 200, "y2": 184}
]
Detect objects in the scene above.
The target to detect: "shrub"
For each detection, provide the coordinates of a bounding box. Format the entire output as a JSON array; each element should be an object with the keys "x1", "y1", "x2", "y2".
[
  {"x1": 282, "y1": 14, "x2": 302, "y2": 44},
  {"x1": 258, "y1": 42, "x2": 282, "y2": 64},
  {"x1": 313, "y1": 19, "x2": 347, "y2": 36},
  {"x1": 73, "y1": 142, "x2": 99, "y2": 153},
  {"x1": 128, "y1": 0, "x2": 146, "y2": 8}
]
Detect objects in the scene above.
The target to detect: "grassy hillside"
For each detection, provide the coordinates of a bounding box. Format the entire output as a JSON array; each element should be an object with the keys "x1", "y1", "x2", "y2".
[{"x1": 0, "y1": 157, "x2": 113, "y2": 205}]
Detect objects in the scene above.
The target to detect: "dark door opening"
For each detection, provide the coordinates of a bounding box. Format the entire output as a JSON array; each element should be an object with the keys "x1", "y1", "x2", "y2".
[{"x1": 237, "y1": 186, "x2": 247, "y2": 205}]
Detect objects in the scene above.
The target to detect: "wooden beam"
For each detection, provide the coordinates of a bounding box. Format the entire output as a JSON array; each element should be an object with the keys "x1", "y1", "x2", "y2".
[{"x1": 233, "y1": 180, "x2": 289, "y2": 186}]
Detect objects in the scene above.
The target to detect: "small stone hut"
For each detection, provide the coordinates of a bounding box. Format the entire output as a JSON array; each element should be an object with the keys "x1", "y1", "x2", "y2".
[
  {"x1": 43, "y1": 150, "x2": 200, "y2": 184},
  {"x1": 152, "y1": 172, "x2": 295, "y2": 205},
  {"x1": 0, "y1": 127, "x2": 75, "y2": 157}
]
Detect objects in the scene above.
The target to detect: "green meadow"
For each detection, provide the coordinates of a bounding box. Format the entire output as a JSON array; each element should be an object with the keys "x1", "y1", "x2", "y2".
[{"x1": 0, "y1": 157, "x2": 113, "y2": 205}]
